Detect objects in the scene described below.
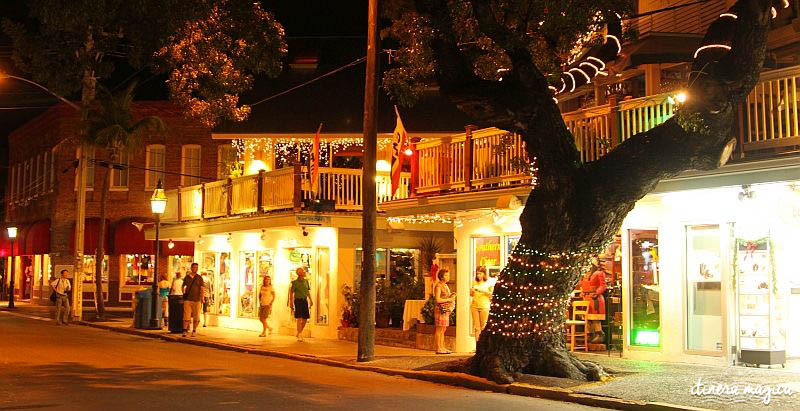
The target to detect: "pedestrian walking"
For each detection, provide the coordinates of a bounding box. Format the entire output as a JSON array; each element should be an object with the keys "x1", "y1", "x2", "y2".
[
  {"x1": 50, "y1": 269, "x2": 72, "y2": 325},
  {"x1": 158, "y1": 273, "x2": 171, "y2": 325},
  {"x1": 181, "y1": 263, "x2": 204, "y2": 337},
  {"x1": 259, "y1": 275, "x2": 275, "y2": 337},
  {"x1": 288, "y1": 267, "x2": 312, "y2": 342}
]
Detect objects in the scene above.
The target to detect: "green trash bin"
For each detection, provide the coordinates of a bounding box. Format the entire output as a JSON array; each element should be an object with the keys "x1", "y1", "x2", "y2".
[{"x1": 135, "y1": 289, "x2": 162, "y2": 329}]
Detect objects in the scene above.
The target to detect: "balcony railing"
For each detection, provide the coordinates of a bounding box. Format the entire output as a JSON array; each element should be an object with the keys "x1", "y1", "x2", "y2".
[{"x1": 162, "y1": 165, "x2": 411, "y2": 223}]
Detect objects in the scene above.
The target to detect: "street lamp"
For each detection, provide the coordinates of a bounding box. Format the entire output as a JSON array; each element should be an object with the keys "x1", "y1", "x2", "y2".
[
  {"x1": 149, "y1": 180, "x2": 167, "y2": 329},
  {"x1": 7, "y1": 226, "x2": 17, "y2": 309}
]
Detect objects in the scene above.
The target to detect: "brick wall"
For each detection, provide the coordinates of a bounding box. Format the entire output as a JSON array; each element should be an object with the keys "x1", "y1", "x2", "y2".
[{"x1": 5, "y1": 101, "x2": 229, "y2": 304}]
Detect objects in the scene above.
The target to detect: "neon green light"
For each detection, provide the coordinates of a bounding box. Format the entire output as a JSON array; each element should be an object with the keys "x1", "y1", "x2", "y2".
[{"x1": 634, "y1": 329, "x2": 660, "y2": 346}]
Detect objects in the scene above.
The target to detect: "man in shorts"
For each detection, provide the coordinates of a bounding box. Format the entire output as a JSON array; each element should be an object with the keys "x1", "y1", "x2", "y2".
[{"x1": 182, "y1": 263, "x2": 204, "y2": 337}]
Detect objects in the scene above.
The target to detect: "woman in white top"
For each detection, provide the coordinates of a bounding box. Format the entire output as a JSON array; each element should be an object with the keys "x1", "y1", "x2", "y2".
[
  {"x1": 170, "y1": 272, "x2": 184, "y2": 296},
  {"x1": 258, "y1": 276, "x2": 276, "y2": 337}
]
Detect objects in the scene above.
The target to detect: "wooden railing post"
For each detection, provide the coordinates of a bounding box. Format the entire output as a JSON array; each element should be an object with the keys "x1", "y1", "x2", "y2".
[
  {"x1": 736, "y1": 104, "x2": 746, "y2": 160},
  {"x1": 410, "y1": 137, "x2": 420, "y2": 197},
  {"x1": 292, "y1": 163, "x2": 302, "y2": 211},
  {"x1": 257, "y1": 170, "x2": 265, "y2": 212},
  {"x1": 464, "y1": 124, "x2": 476, "y2": 191},
  {"x1": 607, "y1": 95, "x2": 620, "y2": 149},
  {"x1": 177, "y1": 186, "x2": 183, "y2": 223},
  {"x1": 200, "y1": 183, "x2": 206, "y2": 220},
  {"x1": 225, "y1": 178, "x2": 233, "y2": 216}
]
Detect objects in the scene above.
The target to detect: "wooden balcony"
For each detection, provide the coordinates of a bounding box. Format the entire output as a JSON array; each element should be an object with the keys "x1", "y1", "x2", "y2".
[{"x1": 162, "y1": 165, "x2": 411, "y2": 223}]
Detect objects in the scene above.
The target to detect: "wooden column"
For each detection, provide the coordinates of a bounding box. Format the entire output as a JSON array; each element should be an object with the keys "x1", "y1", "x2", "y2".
[
  {"x1": 225, "y1": 178, "x2": 233, "y2": 216},
  {"x1": 256, "y1": 170, "x2": 265, "y2": 212},
  {"x1": 464, "y1": 124, "x2": 476, "y2": 191},
  {"x1": 644, "y1": 64, "x2": 662, "y2": 96},
  {"x1": 410, "y1": 137, "x2": 420, "y2": 197},
  {"x1": 607, "y1": 95, "x2": 621, "y2": 149},
  {"x1": 177, "y1": 186, "x2": 183, "y2": 223},
  {"x1": 200, "y1": 183, "x2": 206, "y2": 220},
  {"x1": 292, "y1": 163, "x2": 302, "y2": 211}
]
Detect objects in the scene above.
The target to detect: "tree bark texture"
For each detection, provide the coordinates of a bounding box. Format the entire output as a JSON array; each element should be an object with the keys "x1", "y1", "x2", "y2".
[{"x1": 416, "y1": 0, "x2": 774, "y2": 383}]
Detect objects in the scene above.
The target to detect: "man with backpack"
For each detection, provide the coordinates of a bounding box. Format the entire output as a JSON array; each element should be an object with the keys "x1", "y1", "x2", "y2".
[
  {"x1": 182, "y1": 263, "x2": 204, "y2": 337},
  {"x1": 50, "y1": 269, "x2": 72, "y2": 325}
]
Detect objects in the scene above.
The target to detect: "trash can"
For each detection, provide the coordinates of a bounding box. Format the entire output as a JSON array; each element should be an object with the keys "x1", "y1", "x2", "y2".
[
  {"x1": 135, "y1": 289, "x2": 162, "y2": 329},
  {"x1": 168, "y1": 295, "x2": 184, "y2": 333}
]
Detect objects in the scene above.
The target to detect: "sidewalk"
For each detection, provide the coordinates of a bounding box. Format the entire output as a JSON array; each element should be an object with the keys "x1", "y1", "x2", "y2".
[{"x1": 4, "y1": 302, "x2": 799, "y2": 410}]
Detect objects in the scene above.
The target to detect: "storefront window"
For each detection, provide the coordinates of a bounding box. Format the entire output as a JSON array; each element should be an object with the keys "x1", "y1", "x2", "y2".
[
  {"x1": 389, "y1": 249, "x2": 419, "y2": 284},
  {"x1": 239, "y1": 252, "x2": 257, "y2": 318},
  {"x1": 124, "y1": 254, "x2": 155, "y2": 285},
  {"x1": 686, "y1": 225, "x2": 723, "y2": 352},
  {"x1": 168, "y1": 256, "x2": 193, "y2": 277},
  {"x1": 201, "y1": 252, "x2": 217, "y2": 313},
  {"x1": 355, "y1": 248, "x2": 388, "y2": 280},
  {"x1": 316, "y1": 248, "x2": 330, "y2": 325},
  {"x1": 735, "y1": 234, "x2": 784, "y2": 353},
  {"x1": 217, "y1": 253, "x2": 231, "y2": 315},
  {"x1": 506, "y1": 236, "x2": 520, "y2": 257},
  {"x1": 82, "y1": 255, "x2": 109, "y2": 283},
  {"x1": 474, "y1": 236, "x2": 502, "y2": 269},
  {"x1": 629, "y1": 230, "x2": 660, "y2": 347}
]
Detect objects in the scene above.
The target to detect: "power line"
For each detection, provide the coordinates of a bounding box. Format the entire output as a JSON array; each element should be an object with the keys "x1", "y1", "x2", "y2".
[{"x1": 249, "y1": 56, "x2": 367, "y2": 107}]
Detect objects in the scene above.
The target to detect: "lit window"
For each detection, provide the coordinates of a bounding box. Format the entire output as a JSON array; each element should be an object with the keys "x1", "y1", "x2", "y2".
[
  {"x1": 145, "y1": 145, "x2": 165, "y2": 189},
  {"x1": 111, "y1": 152, "x2": 129, "y2": 188},
  {"x1": 182, "y1": 145, "x2": 201, "y2": 186}
]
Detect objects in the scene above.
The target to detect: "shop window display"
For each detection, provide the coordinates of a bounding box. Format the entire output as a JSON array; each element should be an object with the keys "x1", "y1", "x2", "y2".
[
  {"x1": 686, "y1": 225, "x2": 723, "y2": 352},
  {"x1": 629, "y1": 230, "x2": 660, "y2": 347},
  {"x1": 169, "y1": 256, "x2": 193, "y2": 277},
  {"x1": 217, "y1": 252, "x2": 231, "y2": 316},
  {"x1": 355, "y1": 248, "x2": 388, "y2": 280},
  {"x1": 287, "y1": 248, "x2": 313, "y2": 322},
  {"x1": 82, "y1": 255, "x2": 109, "y2": 283},
  {"x1": 124, "y1": 254, "x2": 154, "y2": 285},
  {"x1": 735, "y1": 234, "x2": 786, "y2": 366},
  {"x1": 201, "y1": 252, "x2": 217, "y2": 313},
  {"x1": 239, "y1": 252, "x2": 258, "y2": 318}
]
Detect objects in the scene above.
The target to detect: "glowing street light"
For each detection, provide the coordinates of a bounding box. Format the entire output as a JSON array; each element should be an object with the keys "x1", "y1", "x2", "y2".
[
  {"x1": 6, "y1": 226, "x2": 17, "y2": 309},
  {"x1": 149, "y1": 180, "x2": 167, "y2": 329}
]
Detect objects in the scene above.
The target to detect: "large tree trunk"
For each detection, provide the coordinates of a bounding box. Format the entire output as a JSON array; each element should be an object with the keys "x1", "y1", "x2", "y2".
[
  {"x1": 414, "y1": 0, "x2": 774, "y2": 383},
  {"x1": 94, "y1": 150, "x2": 111, "y2": 320}
]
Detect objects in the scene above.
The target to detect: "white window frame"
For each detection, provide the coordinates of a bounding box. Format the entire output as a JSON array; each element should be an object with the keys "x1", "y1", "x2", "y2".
[
  {"x1": 50, "y1": 147, "x2": 57, "y2": 192},
  {"x1": 181, "y1": 144, "x2": 201, "y2": 187},
  {"x1": 110, "y1": 151, "x2": 130, "y2": 190},
  {"x1": 145, "y1": 144, "x2": 166, "y2": 190},
  {"x1": 42, "y1": 151, "x2": 49, "y2": 194}
]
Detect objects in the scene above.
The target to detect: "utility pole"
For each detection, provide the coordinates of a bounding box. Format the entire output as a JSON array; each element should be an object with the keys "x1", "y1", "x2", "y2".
[
  {"x1": 73, "y1": 145, "x2": 87, "y2": 320},
  {"x1": 358, "y1": 0, "x2": 379, "y2": 362}
]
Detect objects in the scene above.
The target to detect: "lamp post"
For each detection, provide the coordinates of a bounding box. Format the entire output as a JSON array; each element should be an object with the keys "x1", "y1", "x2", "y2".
[
  {"x1": 149, "y1": 180, "x2": 167, "y2": 329},
  {"x1": 7, "y1": 226, "x2": 18, "y2": 309}
]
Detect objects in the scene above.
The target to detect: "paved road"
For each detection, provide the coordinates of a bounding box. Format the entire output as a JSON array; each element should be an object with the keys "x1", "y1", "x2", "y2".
[{"x1": 0, "y1": 313, "x2": 605, "y2": 410}]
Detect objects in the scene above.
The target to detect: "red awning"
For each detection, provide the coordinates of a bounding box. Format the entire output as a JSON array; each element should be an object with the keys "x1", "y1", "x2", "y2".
[
  {"x1": 160, "y1": 240, "x2": 194, "y2": 256},
  {"x1": 0, "y1": 225, "x2": 24, "y2": 257},
  {"x1": 70, "y1": 217, "x2": 111, "y2": 255},
  {"x1": 24, "y1": 220, "x2": 51, "y2": 255},
  {"x1": 113, "y1": 218, "x2": 155, "y2": 255}
]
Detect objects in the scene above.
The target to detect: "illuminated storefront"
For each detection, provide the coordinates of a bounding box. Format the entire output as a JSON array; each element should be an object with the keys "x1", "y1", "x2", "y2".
[{"x1": 621, "y1": 168, "x2": 800, "y2": 367}]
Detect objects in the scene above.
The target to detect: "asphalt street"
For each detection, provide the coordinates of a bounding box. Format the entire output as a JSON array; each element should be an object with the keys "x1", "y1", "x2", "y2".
[{"x1": 0, "y1": 312, "x2": 606, "y2": 410}]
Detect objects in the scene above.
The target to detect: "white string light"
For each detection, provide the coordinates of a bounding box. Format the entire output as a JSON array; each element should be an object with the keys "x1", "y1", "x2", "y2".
[
  {"x1": 596, "y1": 70, "x2": 609, "y2": 76},
  {"x1": 565, "y1": 71, "x2": 576, "y2": 93},
  {"x1": 569, "y1": 68, "x2": 591, "y2": 84},
  {"x1": 771, "y1": 7, "x2": 777, "y2": 19},
  {"x1": 693, "y1": 44, "x2": 732, "y2": 59},
  {"x1": 579, "y1": 62, "x2": 599, "y2": 75},
  {"x1": 605, "y1": 34, "x2": 622, "y2": 54},
  {"x1": 586, "y1": 56, "x2": 606, "y2": 70},
  {"x1": 719, "y1": 13, "x2": 738, "y2": 19},
  {"x1": 558, "y1": 78, "x2": 566, "y2": 94},
  {"x1": 548, "y1": 86, "x2": 558, "y2": 93},
  {"x1": 784, "y1": 0, "x2": 790, "y2": 8}
]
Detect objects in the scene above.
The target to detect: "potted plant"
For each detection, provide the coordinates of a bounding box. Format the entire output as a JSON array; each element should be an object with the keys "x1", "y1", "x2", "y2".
[{"x1": 340, "y1": 284, "x2": 359, "y2": 328}]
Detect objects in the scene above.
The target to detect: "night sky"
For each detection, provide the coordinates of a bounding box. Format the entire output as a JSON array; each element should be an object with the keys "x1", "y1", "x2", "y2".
[{"x1": 0, "y1": 1, "x2": 369, "y2": 166}]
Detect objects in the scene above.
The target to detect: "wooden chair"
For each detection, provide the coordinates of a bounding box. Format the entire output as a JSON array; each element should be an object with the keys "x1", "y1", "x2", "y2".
[{"x1": 565, "y1": 300, "x2": 589, "y2": 352}]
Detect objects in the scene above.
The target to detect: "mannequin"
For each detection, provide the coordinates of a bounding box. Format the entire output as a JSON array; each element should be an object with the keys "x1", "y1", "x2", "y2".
[{"x1": 579, "y1": 256, "x2": 607, "y2": 344}]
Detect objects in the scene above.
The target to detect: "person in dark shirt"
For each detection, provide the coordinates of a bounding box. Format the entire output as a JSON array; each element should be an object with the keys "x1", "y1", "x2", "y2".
[{"x1": 182, "y1": 263, "x2": 205, "y2": 337}]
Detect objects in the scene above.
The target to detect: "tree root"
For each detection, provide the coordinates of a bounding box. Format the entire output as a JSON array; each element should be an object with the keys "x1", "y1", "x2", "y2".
[{"x1": 524, "y1": 343, "x2": 609, "y2": 382}]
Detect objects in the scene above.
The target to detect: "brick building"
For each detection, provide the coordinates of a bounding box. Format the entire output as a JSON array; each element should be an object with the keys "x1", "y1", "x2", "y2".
[{"x1": 2, "y1": 101, "x2": 229, "y2": 306}]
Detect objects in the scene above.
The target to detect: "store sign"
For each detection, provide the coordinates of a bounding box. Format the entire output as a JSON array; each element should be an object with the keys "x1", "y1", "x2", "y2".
[
  {"x1": 475, "y1": 236, "x2": 501, "y2": 268},
  {"x1": 296, "y1": 215, "x2": 331, "y2": 226}
]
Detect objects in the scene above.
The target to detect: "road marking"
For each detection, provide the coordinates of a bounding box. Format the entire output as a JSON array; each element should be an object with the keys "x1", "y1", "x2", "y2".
[{"x1": 0, "y1": 310, "x2": 53, "y2": 322}]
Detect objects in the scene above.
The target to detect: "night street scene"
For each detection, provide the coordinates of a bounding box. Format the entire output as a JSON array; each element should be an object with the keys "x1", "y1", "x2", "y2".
[{"x1": 1, "y1": 1, "x2": 800, "y2": 410}]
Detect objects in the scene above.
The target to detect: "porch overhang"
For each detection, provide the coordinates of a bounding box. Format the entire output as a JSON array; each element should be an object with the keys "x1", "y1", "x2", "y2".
[
  {"x1": 652, "y1": 155, "x2": 800, "y2": 194},
  {"x1": 380, "y1": 186, "x2": 532, "y2": 217}
]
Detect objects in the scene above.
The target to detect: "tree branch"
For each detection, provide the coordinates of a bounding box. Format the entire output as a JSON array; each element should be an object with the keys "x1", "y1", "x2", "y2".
[{"x1": 583, "y1": 0, "x2": 772, "y2": 242}]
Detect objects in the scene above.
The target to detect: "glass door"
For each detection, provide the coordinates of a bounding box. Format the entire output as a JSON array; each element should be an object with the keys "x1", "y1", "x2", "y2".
[
  {"x1": 686, "y1": 225, "x2": 723, "y2": 352},
  {"x1": 629, "y1": 230, "x2": 660, "y2": 347},
  {"x1": 315, "y1": 248, "x2": 330, "y2": 325}
]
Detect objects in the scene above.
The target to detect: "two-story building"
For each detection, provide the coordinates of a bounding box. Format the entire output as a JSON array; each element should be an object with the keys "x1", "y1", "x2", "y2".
[{"x1": 2, "y1": 101, "x2": 229, "y2": 307}]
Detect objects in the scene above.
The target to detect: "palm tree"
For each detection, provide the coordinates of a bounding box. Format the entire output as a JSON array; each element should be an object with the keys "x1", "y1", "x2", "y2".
[{"x1": 81, "y1": 82, "x2": 165, "y2": 319}]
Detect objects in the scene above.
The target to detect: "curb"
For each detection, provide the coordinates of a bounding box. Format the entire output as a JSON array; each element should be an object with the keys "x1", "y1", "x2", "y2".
[{"x1": 6, "y1": 311, "x2": 703, "y2": 411}]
